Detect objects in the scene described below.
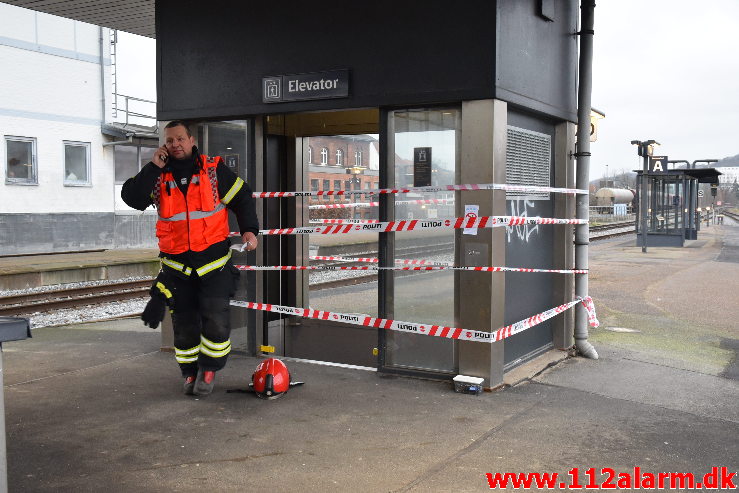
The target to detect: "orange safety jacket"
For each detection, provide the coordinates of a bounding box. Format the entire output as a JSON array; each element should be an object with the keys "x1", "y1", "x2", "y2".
[{"x1": 153, "y1": 155, "x2": 230, "y2": 255}]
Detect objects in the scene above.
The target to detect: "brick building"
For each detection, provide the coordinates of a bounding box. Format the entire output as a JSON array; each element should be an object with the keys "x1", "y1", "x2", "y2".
[{"x1": 306, "y1": 135, "x2": 380, "y2": 220}]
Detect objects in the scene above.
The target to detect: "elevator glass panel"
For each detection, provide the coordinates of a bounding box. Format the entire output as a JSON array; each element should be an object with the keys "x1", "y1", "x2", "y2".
[
  {"x1": 385, "y1": 108, "x2": 460, "y2": 373},
  {"x1": 196, "y1": 120, "x2": 251, "y2": 352},
  {"x1": 304, "y1": 134, "x2": 380, "y2": 318}
]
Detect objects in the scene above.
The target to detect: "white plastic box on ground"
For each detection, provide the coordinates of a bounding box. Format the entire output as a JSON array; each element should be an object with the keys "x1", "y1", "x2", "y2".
[{"x1": 452, "y1": 374, "x2": 484, "y2": 395}]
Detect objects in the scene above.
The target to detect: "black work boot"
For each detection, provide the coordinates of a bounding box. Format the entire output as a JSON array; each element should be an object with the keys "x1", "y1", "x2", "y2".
[
  {"x1": 194, "y1": 369, "x2": 216, "y2": 396},
  {"x1": 183, "y1": 375, "x2": 196, "y2": 395}
]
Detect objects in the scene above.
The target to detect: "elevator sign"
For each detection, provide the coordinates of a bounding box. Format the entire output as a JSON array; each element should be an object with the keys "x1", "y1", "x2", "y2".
[{"x1": 263, "y1": 69, "x2": 349, "y2": 103}]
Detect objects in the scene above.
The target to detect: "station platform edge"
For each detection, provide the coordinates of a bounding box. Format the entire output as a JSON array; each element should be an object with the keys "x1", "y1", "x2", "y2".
[{"x1": 0, "y1": 249, "x2": 161, "y2": 291}]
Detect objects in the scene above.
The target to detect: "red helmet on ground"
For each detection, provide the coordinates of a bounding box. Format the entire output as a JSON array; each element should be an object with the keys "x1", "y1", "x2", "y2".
[{"x1": 252, "y1": 358, "x2": 291, "y2": 399}]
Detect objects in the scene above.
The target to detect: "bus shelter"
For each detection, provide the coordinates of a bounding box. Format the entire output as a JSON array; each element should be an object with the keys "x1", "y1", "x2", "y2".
[{"x1": 635, "y1": 167, "x2": 721, "y2": 246}]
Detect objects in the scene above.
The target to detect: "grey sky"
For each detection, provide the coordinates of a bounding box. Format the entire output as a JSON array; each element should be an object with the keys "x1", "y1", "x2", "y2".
[
  {"x1": 114, "y1": 30, "x2": 156, "y2": 119},
  {"x1": 116, "y1": 1, "x2": 739, "y2": 179},
  {"x1": 591, "y1": 0, "x2": 739, "y2": 179}
]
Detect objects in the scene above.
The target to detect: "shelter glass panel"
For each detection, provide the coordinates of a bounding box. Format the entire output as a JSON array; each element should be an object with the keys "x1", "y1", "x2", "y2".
[
  {"x1": 141, "y1": 146, "x2": 158, "y2": 171},
  {"x1": 114, "y1": 145, "x2": 138, "y2": 182},
  {"x1": 386, "y1": 108, "x2": 460, "y2": 373},
  {"x1": 647, "y1": 176, "x2": 684, "y2": 234},
  {"x1": 115, "y1": 145, "x2": 159, "y2": 183}
]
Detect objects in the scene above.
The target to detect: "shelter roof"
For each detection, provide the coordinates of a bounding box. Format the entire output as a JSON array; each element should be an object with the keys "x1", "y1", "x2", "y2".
[{"x1": 633, "y1": 167, "x2": 722, "y2": 184}]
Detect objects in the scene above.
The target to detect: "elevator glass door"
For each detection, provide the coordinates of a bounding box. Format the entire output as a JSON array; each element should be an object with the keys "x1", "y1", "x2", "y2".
[{"x1": 263, "y1": 110, "x2": 380, "y2": 367}]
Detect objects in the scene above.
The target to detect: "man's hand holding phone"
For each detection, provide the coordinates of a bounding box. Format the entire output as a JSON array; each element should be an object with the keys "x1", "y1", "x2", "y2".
[{"x1": 152, "y1": 145, "x2": 169, "y2": 168}]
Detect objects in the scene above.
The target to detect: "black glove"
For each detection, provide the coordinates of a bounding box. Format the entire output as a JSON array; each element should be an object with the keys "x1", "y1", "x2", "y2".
[
  {"x1": 141, "y1": 296, "x2": 166, "y2": 329},
  {"x1": 141, "y1": 272, "x2": 174, "y2": 330}
]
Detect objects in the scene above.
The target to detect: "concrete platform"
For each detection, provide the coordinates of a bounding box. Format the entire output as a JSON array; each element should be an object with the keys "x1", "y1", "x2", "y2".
[
  {"x1": 2, "y1": 221, "x2": 738, "y2": 492},
  {"x1": 0, "y1": 249, "x2": 160, "y2": 290}
]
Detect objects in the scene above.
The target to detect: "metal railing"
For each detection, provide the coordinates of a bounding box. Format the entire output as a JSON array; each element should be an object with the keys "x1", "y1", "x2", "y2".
[
  {"x1": 589, "y1": 205, "x2": 635, "y2": 223},
  {"x1": 113, "y1": 93, "x2": 156, "y2": 125}
]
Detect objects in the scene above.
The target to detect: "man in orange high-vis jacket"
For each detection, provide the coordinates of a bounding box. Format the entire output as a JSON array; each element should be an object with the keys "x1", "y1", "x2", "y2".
[{"x1": 121, "y1": 120, "x2": 259, "y2": 397}]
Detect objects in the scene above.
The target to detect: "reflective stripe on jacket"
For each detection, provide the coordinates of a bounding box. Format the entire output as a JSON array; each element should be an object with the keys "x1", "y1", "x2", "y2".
[{"x1": 154, "y1": 155, "x2": 229, "y2": 254}]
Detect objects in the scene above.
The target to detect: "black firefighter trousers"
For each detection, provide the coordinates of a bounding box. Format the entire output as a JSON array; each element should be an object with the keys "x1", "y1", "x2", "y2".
[{"x1": 164, "y1": 264, "x2": 239, "y2": 377}]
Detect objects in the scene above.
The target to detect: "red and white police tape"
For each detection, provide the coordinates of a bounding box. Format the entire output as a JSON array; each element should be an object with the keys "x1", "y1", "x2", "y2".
[
  {"x1": 252, "y1": 182, "x2": 587, "y2": 198},
  {"x1": 230, "y1": 297, "x2": 599, "y2": 344},
  {"x1": 311, "y1": 254, "x2": 450, "y2": 265},
  {"x1": 259, "y1": 215, "x2": 587, "y2": 236},
  {"x1": 234, "y1": 264, "x2": 587, "y2": 274},
  {"x1": 309, "y1": 219, "x2": 381, "y2": 224},
  {"x1": 308, "y1": 198, "x2": 456, "y2": 209}
]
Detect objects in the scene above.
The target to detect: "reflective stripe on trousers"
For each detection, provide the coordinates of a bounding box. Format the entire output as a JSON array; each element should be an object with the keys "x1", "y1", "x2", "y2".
[
  {"x1": 160, "y1": 250, "x2": 231, "y2": 278},
  {"x1": 199, "y1": 334, "x2": 232, "y2": 358},
  {"x1": 175, "y1": 344, "x2": 199, "y2": 364}
]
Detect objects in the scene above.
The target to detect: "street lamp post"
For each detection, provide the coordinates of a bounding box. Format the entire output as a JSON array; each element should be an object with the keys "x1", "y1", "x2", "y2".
[{"x1": 631, "y1": 139, "x2": 659, "y2": 253}]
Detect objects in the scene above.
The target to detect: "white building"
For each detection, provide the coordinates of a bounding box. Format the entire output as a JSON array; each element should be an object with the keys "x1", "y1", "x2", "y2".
[
  {"x1": 717, "y1": 166, "x2": 739, "y2": 187},
  {"x1": 0, "y1": 3, "x2": 158, "y2": 255}
]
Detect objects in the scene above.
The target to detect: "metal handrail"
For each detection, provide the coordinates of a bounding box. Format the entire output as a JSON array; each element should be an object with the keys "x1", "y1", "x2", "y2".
[
  {"x1": 113, "y1": 93, "x2": 156, "y2": 125},
  {"x1": 115, "y1": 93, "x2": 155, "y2": 104}
]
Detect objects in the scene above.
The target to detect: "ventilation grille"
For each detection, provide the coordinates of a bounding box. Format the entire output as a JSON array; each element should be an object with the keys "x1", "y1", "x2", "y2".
[{"x1": 506, "y1": 126, "x2": 551, "y2": 200}]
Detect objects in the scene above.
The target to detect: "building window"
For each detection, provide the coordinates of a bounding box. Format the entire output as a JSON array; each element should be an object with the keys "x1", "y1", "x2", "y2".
[
  {"x1": 63, "y1": 141, "x2": 91, "y2": 186},
  {"x1": 5, "y1": 136, "x2": 37, "y2": 185},
  {"x1": 336, "y1": 149, "x2": 343, "y2": 166},
  {"x1": 334, "y1": 180, "x2": 342, "y2": 192},
  {"x1": 307, "y1": 146, "x2": 313, "y2": 164},
  {"x1": 311, "y1": 179, "x2": 319, "y2": 192},
  {"x1": 320, "y1": 147, "x2": 328, "y2": 165},
  {"x1": 355, "y1": 150, "x2": 362, "y2": 167}
]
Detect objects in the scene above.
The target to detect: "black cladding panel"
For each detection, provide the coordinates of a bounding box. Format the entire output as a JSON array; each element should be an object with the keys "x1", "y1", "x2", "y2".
[
  {"x1": 503, "y1": 110, "x2": 557, "y2": 363},
  {"x1": 156, "y1": 0, "x2": 497, "y2": 119},
  {"x1": 496, "y1": 0, "x2": 578, "y2": 121}
]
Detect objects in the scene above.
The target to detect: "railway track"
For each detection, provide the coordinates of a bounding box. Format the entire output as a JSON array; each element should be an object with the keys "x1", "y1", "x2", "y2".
[
  {"x1": 590, "y1": 220, "x2": 635, "y2": 240},
  {"x1": 4, "y1": 221, "x2": 639, "y2": 318},
  {"x1": 0, "y1": 279, "x2": 153, "y2": 317},
  {"x1": 310, "y1": 241, "x2": 453, "y2": 268}
]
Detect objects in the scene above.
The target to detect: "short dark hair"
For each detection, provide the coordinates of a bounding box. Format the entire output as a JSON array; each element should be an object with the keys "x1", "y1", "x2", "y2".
[{"x1": 164, "y1": 120, "x2": 192, "y2": 137}]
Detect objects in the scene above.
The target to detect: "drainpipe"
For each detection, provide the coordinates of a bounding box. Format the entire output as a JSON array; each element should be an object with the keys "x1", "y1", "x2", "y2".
[
  {"x1": 574, "y1": 0, "x2": 598, "y2": 359},
  {"x1": 99, "y1": 27, "x2": 107, "y2": 124}
]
